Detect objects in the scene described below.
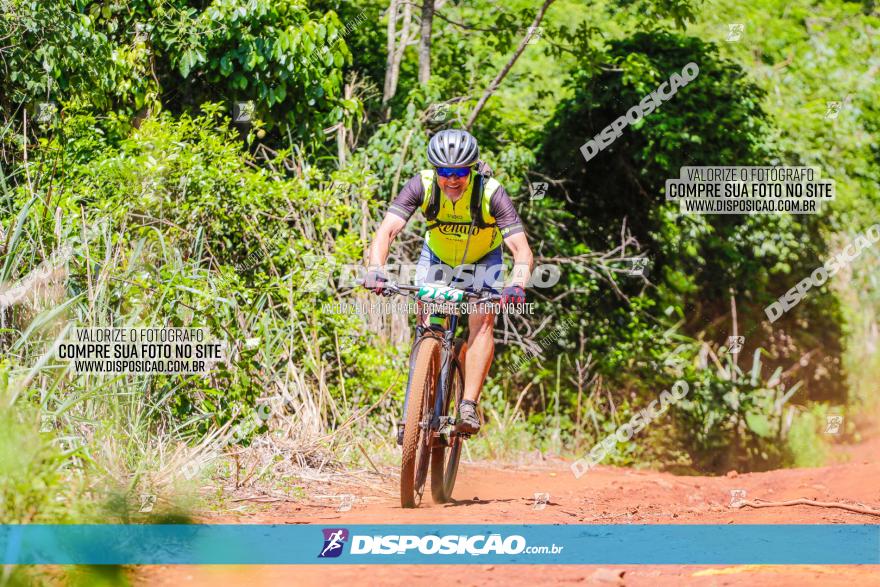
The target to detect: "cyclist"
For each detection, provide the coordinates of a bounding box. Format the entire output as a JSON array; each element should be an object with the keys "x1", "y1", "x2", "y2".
[{"x1": 363, "y1": 129, "x2": 533, "y2": 439}]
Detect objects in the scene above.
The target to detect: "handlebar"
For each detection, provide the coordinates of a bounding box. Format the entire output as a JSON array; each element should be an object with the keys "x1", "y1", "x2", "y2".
[
  {"x1": 356, "y1": 280, "x2": 502, "y2": 304},
  {"x1": 389, "y1": 282, "x2": 502, "y2": 304}
]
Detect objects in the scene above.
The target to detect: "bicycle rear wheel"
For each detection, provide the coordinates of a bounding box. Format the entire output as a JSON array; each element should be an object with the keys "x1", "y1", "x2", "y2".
[
  {"x1": 400, "y1": 336, "x2": 441, "y2": 508},
  {"x1": 430, "y1": 339, "x2": 466, "y2": 504}
]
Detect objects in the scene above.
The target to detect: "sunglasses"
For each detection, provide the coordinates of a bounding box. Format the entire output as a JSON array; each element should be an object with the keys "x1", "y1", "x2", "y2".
[{"x1": 435, "y1": 166, "x2": 472, "y2": 178}]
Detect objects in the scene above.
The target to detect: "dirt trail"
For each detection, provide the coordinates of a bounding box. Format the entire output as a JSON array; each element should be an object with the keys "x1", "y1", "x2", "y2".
[{"x1": 139, "y1": 422, "x2": 880, "y2": 587}]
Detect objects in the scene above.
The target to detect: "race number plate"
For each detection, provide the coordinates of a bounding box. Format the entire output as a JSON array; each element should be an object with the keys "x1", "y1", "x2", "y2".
[{"x1": 417, "y1": 284, "x2": 465, "y2": 302}]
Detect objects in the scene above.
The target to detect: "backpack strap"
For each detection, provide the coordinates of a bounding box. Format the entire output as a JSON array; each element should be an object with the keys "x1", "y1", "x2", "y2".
[
  {"x1": 424, "y1": 175, "x2": 441, "y2": 223},
  {"x1": 469, "y1": 173, "x2": 486, "y2": 229}
]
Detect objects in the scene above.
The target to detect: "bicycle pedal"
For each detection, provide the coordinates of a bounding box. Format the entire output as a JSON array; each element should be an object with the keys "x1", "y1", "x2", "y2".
[
  {"x1": 437, "y1": 416, "x2": 454, "y2": 434},
  {"x1": 451, "y1": 423, "x2": 474, "y2": 437}
]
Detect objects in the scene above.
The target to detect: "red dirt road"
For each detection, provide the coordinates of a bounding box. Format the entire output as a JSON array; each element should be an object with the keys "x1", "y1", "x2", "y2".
[{"x1": 139, "y1": 426, "x2": 880, "y2": 587}]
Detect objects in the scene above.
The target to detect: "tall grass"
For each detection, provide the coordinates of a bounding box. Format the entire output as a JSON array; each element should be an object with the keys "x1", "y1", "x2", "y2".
[
  {"x1": 0, "y1": 214, "x2": 196, "y2": 523},
  {"x1": 0, "y1": 109, "x2": 409, "y2": 533}
]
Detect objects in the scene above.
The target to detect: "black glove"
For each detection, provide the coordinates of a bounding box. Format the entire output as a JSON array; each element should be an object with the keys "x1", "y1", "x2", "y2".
[
  {"x1": 364, "y1": 269, "x2": 390, "y2": 296},
  {"x1": 500, "y1": 285, "x2": 526, "y2": 306}
]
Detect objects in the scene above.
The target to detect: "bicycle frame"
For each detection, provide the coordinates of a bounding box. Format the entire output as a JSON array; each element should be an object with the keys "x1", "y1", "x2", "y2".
[
  {"x1": 394, "y1": 283, "x2": 499, "y2": 441},
  {"x1": 411, "y1": 312, "x2": 460, "y2": 441},
  {"x1": 400, "y1": 310, "x2": 458, "y2": 440}
]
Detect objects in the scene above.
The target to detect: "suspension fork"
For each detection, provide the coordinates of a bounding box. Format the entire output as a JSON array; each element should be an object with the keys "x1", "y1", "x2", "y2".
[
  {"x1": 400, "y1": 330, "x2": 445, "y2": 419},
  {"x1": 400, "y1": 316, "x2": 458, "y2": 429}
]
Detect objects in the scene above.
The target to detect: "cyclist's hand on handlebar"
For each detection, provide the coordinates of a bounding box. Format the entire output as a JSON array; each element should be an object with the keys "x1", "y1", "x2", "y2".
[
  {"x1": 500, "y1": 285, "x2": 526, "y2": 306},
  {"x1": 364, "y1": 269, "x2": 391, "y2": 296}
]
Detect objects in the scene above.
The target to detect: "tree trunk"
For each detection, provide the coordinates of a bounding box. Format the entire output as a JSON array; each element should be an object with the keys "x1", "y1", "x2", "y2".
[
  {"x1": 418, "y1": 0, "x2": 435, "y2": 85},
  {"x1": 389, "y1": 1, "x2": 412, "y2": 100},
  {"x1": 383, "y1": 0, "x2": 416, "y2": 111},
  {"x1": 382, "y1": 0, "x2": 400, "y2": 106},
  {"x1": 337, "y1": 83, "x2": 352, "y2": 168}
]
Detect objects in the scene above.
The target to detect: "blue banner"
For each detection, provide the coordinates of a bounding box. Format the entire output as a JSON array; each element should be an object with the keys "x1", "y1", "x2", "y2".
[{"x1": 0, "y1": 525, "x2": 877, "y2": 565}]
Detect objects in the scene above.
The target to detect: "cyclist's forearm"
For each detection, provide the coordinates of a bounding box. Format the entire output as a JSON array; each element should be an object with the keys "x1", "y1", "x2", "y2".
[
  {"x1": 368, "y1": 215, "x2": 405, "y2": 270},
  {"x1": 503, "y1": 233, "x2": 533, "y2": 288},
  {"x1": 367, "y1": 234, "x2": 391, "y2": 269},
  {"x1": 510, "y1": 251, "x2": 533, "y2": 288}
]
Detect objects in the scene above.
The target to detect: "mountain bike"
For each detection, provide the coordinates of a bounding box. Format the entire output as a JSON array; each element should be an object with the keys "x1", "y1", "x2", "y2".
[{"x1": 386, "y1": 282, "x2": 501, "y2": 508}]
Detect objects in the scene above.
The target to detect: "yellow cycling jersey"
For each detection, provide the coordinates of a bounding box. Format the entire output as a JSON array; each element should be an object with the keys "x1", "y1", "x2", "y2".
[{"x1": 418, "y1": 170, "x2": 503, "y2": 266}]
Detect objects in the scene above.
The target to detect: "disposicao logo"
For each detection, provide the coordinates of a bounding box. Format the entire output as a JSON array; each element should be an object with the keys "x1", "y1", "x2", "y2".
[
  {"x1": 316, "y1": 531, "x2": 563, "y2": 558},
  {"x1": 349, "y1": 534, "x2": 527, "y2": 555},
  {"x1": 318, "y1": 528, "x2": 349, "y2": 558}
]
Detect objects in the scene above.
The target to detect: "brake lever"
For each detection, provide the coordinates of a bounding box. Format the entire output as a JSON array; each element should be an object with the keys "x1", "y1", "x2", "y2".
[{"x1": 354, "y1": 278, "x2": 401, "y2": 295}]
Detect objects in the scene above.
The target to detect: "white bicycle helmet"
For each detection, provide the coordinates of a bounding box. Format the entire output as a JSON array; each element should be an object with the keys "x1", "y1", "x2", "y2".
[{"x1": 427, "y1": 129, "x2": 479, "y2": 168}]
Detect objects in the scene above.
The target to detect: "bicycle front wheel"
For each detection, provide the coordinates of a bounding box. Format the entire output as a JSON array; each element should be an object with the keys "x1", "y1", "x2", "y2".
[
  {"x1": 400, "y1": 336, "x2": 441, "y2": 508},
  {"x1": 431, "y1": 339, "x2": 466, "y2": 504}
]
